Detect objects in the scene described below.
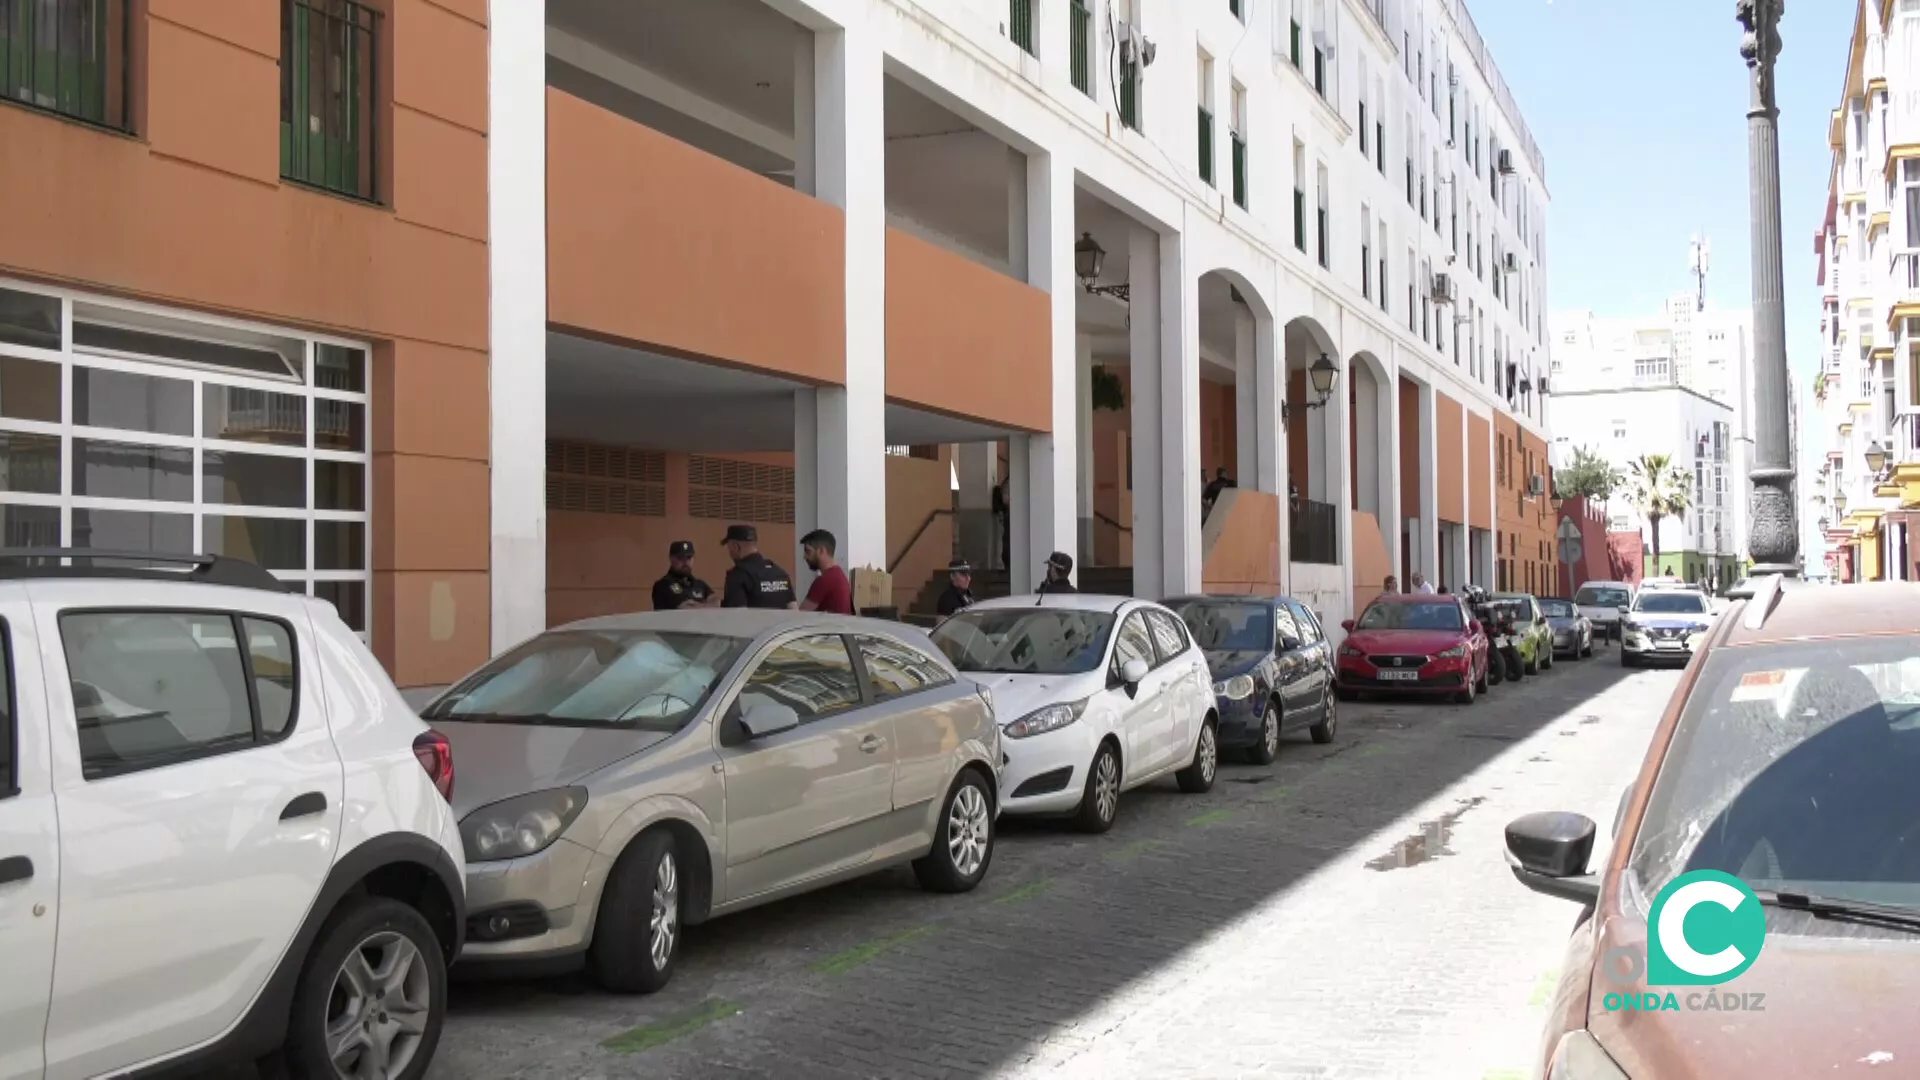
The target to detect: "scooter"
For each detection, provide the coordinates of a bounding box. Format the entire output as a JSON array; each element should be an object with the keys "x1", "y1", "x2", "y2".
[{"x1": 1493, "y1": 615, "x2": 1525, "y2": 682}]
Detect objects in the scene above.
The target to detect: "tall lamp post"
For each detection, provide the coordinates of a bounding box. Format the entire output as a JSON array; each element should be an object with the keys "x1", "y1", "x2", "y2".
[{"x1": 1738, "y1": 0, "x2": 1799, "y2": 577}]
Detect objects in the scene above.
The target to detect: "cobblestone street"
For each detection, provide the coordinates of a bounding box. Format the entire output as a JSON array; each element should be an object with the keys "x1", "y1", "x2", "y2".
[{"x1": 431, "y1": 655, "x2": 1676, "y2": 1080}]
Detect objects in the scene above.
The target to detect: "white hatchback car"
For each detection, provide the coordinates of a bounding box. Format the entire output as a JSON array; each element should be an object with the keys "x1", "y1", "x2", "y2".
[
  {"x1": 928, "y1": 594, "x2": 1219, "y2": 832},
  {"x1": 0, "y1": 552, "x2": 465, "y2": 1080}
]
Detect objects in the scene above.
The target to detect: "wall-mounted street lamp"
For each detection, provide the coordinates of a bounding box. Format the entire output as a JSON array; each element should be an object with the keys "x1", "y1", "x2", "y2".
[
  {"x1": 1075, "y1": 232, "x2": 1130, "y2": 302},
  {"x1": 1864, "y1": 440, "x2": 1889, "y2": 476},
  {"x1": 1282, "y1": 355, "x2": 1339, "y2": 423}
]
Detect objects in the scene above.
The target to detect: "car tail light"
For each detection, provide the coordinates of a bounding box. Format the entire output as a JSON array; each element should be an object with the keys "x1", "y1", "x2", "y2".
[{"x1": 413, "y1": 730, "x2": 454, "y2": 802}]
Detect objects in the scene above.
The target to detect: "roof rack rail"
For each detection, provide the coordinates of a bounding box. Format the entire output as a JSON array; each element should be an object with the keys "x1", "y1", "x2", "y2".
[{"x1": 0, "y1": 549, "x2": 291, "y2": 594}]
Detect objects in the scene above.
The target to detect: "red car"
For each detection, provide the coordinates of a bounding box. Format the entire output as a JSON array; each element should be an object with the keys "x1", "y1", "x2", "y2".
[{"x1": 1335, "y1": 594, "x2": 1491, "y2": 704}]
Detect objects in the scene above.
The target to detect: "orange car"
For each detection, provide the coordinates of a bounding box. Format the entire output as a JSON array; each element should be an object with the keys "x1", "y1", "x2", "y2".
[{"x1": 1504, "y1": 578, "x2": 1920, "y2": 1078}]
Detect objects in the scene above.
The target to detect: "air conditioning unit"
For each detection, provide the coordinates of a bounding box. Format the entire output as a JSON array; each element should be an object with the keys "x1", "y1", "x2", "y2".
[
  {"x1": 1497, "y1": 148, "x2": 1516, "y2": 175},
  {"x1": 1430, "y1": 272, "x2": 1456, "y2": 305},
  {"x1": 1528, "y1": 473, "x2": 1546, "y2": 497}
]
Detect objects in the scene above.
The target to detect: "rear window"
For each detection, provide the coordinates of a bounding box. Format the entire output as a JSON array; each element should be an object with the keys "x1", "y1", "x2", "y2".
[
  {"x1": 423, "y1": 629, "x2": 749, "y2": 732},
  {"x1": 1575, "y1": 585, "x2": 1630, "y2": 607},
  {"x1": 930, "y1": 608, "x2": 1115, "y2": 675},
  {"x1": 1168, "y1": 600, "x2": 1273, "y2": 651},
  {"x1": 1356, "y1": 601, "x2": 1462, "y2": 631},
  {"x1": 1635, "y1": 591, "x2": 1708, "y2": 615},
  {"x1": 1538, "y1": 599, "x2": 1576, "y2": 618}
]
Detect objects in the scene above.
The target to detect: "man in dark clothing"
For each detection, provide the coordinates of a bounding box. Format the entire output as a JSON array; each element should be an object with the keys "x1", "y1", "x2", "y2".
[
  {"x1": 1202, "y1": 467, "x2": 1235, "y2": 523},
  {"x1": 799, "y1": 528, "x2": 855, "y2": 615},
  {"x1": 1037, "y1": 551, "x2": 1078, "y2": 594},
  {"x1": 991, "y1": 479, "x2": 1009, "y2": 570},
  {"x1": 651, "y1": 541, "x2": 714, "y2": 610},
  {"x1": 936, "y1": 558, "x2": 975, "y2": 616},
  {"x1": 719, "y1": 524, "x2": 797, "y2": 609}
]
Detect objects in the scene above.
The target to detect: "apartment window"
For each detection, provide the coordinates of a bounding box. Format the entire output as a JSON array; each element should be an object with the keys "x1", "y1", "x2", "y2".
[
  {"x1": 1230, "y1": 83, "x2": 1248, "y2": 210},
  {"x1": 1612, "y1": 420, "x2": 1627, "y2": 440},
  {"x1": 1377, "y1": 222, "x2": 1389, "y2": 314},
  {"x1": 1197, "y1": 53, "x2": 1215, "y2": 187},
  {"x1": 1374, "y1": 81, "x2": 1386, "y2": 173},
  {"x1": 1290, "y1": 7, "x2": 1303, "y2": 68},
  {"x1": 1312, "y1": 43, "x2": 1326, "y2": 97},
  {"x1": 1448, "y1": 65, "x2": 1457, "y2": 140},
  {"x1": 0, "y1": 282, "x2": 374, "y2": 634},
  {"x1": 1359, "y1": 101, "x2": 1369, "y2": 156},
  {"x1": 1360, "y1": 206, "x2": 1373, "y2": 299},
  {"x1": 0, "y1": 0, "x2": 133, "y2": 132},
  {"x1": 1406, "y1": 249, "x2": 1417, "y2": 333},
  {"x1": 1229, "y1": 0, "x2": 1242, "y2": 19},
  {"x1": 1315, "y1": 163, "x2": 1330, "y2": 270},
  {"x1": 1119, "y1": 45, "x2": 1141, "y2": 130},
  {"x1": 1009, "y1": 0, "x2": 1035, "y2": 55},
  {"x1": 1293, "y1": 141, "x2": 1307, "y2": 252},
  {"x1": 1421, "y1": 258, "x2": 1432, "y2": 343},
  {"x1": 281, "y1": 0, "x2": 380, "y2": 202},
  {"x1": 1450, "y1": 189, "x2": 1459, "y2": 253},
  {"x1": 1069, "y1": 0, "x2": 1093, "y2": 95}
]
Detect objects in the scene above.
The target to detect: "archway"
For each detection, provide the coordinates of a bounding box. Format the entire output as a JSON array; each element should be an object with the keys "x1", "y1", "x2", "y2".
[
  {"x1": 1196, "y1": 269, "x2": 1282, "y2": 595},
  {"x1": 1283, "y1": 315, "x2": 1346, "y2": 620},
  {"x1": 1346, "y1": 351, "x2": 1396, "y2": 610}
]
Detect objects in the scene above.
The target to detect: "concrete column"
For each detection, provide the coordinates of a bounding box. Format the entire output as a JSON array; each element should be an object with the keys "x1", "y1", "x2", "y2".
[
  {"x1": 793, "y1": 38, "x2": 815, "y2": 194},
  {"x1": 1330, "y1": 354, "x2": 1355, "y2": 620},
  {"x1": 1306, "y1": 397, "x2": 1331, "y2": 502},
  {"x1": 1254, "y1": 314, "x2": 1282, "y2": 495},
  {"x1": 488, "y1": 0, "x2": 547, "y2": 652},
  {"x1": 1353, "y1": 370, "x2": 1379, "y2": 516},
  {"x1": 1379, "y1": 369, "x2": 1402, "y2": 583},
  {"x1": 798, "y1": 24, "x2": 887, "y2": 577},
  {"x1": 1416, "y1": 379, "x2": 1440, "y2": 581},
  {"x1": 1162, "y1": 229, "x2": 1202, "y2": 596},
  {"x1": 1234, "y1": 308, "x2": 1257, "y2": 488},
  {"x1": 1076, "y1": 334, "x2": 1096, "y2": 559},
  {"x1": 1129, "y1": 227, "x2": 1165, "y2": 595},
  {"x1": 1017, "y1": 150, "x2": 1079, "y2": 589}
]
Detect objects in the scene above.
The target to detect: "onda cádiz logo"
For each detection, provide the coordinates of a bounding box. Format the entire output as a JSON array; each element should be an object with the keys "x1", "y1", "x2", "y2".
[{"x1": 1601, "y1": 870, "x2": 1768, "y2": 1014}]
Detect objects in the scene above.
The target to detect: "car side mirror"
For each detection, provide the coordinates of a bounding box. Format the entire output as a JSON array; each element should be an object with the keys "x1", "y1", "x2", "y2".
[
  {"x1": 1618, "y1": 605, "x2": 1630, "y2": 615},
  {"x1": 1537, "y1": 615, "x2": 1548, "y2": 626},
  {"x1": 1120, "y1": 658, "x2": 1149, "y2": 686},
  {"x1": 739, "y1": 702, "x2": 801, "y2": 740},
  {"x1": 1504, "y1": 811, "x2": 1600, "y2": 904},
  {"x1": 1340, "y1": 619, "x2": 1356, "y2": 632}
]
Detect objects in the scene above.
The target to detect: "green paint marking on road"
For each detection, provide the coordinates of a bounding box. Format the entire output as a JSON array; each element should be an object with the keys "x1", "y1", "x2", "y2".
[
  {"x1": 1186, "y1": 808, "x2": 1237, "y2": 827},
  {"x1": 1256, "y1": 784, "x2": 1296, "y2": 804},
  {"x1": 1104, "y1": 838, "x2": 1165, "y2": 862},
  {"x1": 601, "y1": 998, "x2": 740, "y2": 1055},
  {"x1": 1528, "y1": 969, "x2": 1561, "y2": 1007},
  {"x1": 1356, "y1": 742, "x2": 1391, "y2": 758},
  {"x1": 811, "y1": 924, "x2": 938, "y2": 975},
  {"x1": 992, "y1": 878, "x2": 1057, "y2": 905}
]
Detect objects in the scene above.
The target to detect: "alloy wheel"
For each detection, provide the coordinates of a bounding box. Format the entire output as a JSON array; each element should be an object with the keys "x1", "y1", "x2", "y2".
[
  {"x1": 1261, "y1": 712, "x2": 1279, "y2": 757},
  {"x1": 1197, "y1": 724, "x2": 1218, "y2": 784},
  {"x1": 324, "y1": 931, "x2": 430, "y2": 1080},
  {"x1": 947, "y1": 782, "x2": 991, "y2": 878},
  {"x1": 1093, "y1": 749, "x2": 1120, "y2": 824},
  {"x1": 650, "y1": 852, "x2": 679, "y2": 972}
]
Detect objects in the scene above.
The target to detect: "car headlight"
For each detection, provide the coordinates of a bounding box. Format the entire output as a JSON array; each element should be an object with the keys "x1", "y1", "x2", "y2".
[
  {"x1": 1213, "y1": 674, "x2": 1256, "y2": 700},
  {"x1": 1546, "y1": 1030, "x2": 1629, "y2": 1080},
  {"x1": 1004, "y1": 698, "x2": 1088, "y2": 739},
  {"x1": 1437, "y1": 643, "x2": 1467, "y2": 659},
  {"x1": 460, "y1": 787, "x2": 589, "y2": 863},
  {"x1": 1340, "y1": 644, "x2": 1364, "y2": 658}
]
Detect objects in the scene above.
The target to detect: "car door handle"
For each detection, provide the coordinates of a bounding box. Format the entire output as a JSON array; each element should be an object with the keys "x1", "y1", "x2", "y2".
[
  {"x1": 0, "y1": 855, "x2": 32, "y2": 886},
  {"x1": 280, "y1": 792, "x2": 328, "y2": 821},
  {"x1": 858, "y1": 734, "x2": 886, "y2": 754}
]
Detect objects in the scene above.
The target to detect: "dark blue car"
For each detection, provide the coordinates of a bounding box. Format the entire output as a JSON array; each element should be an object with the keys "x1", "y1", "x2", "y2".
[{"x1": 1165, "y1": 594, "x2": 1339, "y2": 764}]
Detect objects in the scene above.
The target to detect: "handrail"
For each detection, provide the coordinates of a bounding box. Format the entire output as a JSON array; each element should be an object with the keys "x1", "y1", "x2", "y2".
[
  {"x1": 1094, "y1": 511, "x2": 1132, "y2": 535},
  {"x1": 888, "y1": 508, "x2": 955, "y2": 575}
]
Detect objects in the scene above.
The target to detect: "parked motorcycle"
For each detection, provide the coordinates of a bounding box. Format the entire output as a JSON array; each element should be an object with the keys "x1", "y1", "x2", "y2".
[{"x1": 1466, "y1": 587, "x2": 1509, "y2": 688}]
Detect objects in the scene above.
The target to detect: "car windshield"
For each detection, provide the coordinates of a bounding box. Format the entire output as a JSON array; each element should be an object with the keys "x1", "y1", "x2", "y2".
[
  {"x1": 421, "y1": 629, "x2": 749, "y2": 731},
  {"x1": 1356, "y1": 601, "x2": 1462, "y2": 631},
  {"x1": 1168, "y1": 600, "x2": 1273, "y2": 652},
  {"x1": 1635, "y1": 592, "x2": 1708, "y2": 615},
  {"x1": 1628, "y1": 635, "x2": 1920, "y2": 931},
  {"x1": 1575, "y1": 585, "x2": 1630, "y2": 607},
  {"x1": 1538, "y1": 599, "x2": 1576, "y2": 618},
  {"x1": 930, "y1": 608, "x2": 1115, "y2": 675}
]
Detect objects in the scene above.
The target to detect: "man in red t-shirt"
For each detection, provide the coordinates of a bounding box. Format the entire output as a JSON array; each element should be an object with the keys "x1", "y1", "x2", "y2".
[{"x1": 799, "y1": 528, "x2": 855, "y2": 615}]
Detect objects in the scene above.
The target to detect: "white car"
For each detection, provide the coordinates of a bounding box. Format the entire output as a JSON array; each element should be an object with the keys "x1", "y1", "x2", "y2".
[
  {"x1": 1620, "y1": 586, "x2": 1716, "y2": 668},
  {"x1": 0, "y1": 552, "x2": 465, "y2": 1080},
  {"x1": 928, "y1": 594, "x2": 1219, "y2": 832}
]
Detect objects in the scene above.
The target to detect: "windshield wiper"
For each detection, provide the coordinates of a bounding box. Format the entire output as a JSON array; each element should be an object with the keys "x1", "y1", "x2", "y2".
[{"x1": 1756, "y1": 890, "x2": 1920, "y2": 933}]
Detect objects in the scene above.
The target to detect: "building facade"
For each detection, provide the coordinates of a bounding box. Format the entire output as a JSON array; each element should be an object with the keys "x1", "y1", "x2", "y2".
[
  {"x1": 1810, "y1": 0, "x2": 1920, "y2": 583},
  {"x1": 0, "y1": 0, "x2": 1551, "y2": 689}
]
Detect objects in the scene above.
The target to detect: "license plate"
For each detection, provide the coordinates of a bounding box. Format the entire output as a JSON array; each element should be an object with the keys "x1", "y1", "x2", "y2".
[
  {"x1": 1656, "y1": 640, "x2": 1683, "y2": 650},
  {"x1": 1379, "y1": 669, "x2": 1421, "y2": 681}
]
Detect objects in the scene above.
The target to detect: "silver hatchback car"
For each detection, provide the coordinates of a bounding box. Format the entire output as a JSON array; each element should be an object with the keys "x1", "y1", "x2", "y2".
[{"x1": 423, "y1": 610, "x2": 1002, "y2": 993}]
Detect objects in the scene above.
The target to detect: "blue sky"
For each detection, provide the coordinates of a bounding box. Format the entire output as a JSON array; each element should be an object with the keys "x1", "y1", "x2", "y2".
[{"x1": 1473, "y1": 0, "x2": 1857, "y2": 383}]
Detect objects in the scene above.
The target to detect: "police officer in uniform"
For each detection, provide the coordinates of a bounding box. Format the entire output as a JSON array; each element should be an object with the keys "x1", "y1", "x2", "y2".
[
  {"x1": 651, "y1": 541, "x2": 714, "y2": 610},
  {"x1": 719, "y1": 524, "x2": 798, "y2": 609},
  {"x1": 936, "y1": 558, "x2": 975, "y2": 616},
  {"x1": 1037, "y1": 551, "x2": 1078, "y2": 595}
]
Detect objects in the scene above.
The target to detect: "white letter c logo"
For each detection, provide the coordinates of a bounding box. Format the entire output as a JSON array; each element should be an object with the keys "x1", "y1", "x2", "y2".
[{"x1": 1657, "y1": 879, "x2": 1749, "y2": 978}]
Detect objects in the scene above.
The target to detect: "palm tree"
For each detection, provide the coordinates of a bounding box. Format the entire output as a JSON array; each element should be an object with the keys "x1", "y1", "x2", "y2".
[{"x1": 1630, "y1": 453, "x2": 1694, "y2": 574}]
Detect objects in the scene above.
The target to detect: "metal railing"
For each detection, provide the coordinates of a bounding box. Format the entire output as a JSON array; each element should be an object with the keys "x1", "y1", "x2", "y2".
[
  {"x1": 281, "y1": 0, "x2": 379, "y2": 201},
  {"x1": 1008, "y1": 0, "x2": 1033, "y2": 56},
  {"x1": 1895, "y1": 251, "x2": 1920, "y2": 292},
  {"x1": 0, "y1": 0, "x2": 130, "y2": 131},
  {"x1": 1291, "y1": 498, "x2": 1338, "y2": 566},
  {"x1": 1068, "y1": 0, "x2": 1090, "y2": 94}
]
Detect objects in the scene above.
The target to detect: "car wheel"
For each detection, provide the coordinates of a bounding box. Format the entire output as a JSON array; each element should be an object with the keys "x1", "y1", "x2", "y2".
[
  {"x1": 1524, "y1": 650, "x2": 1540, "y2": 676},
  {"x1": 1074, "y1": 741, "x2": 1122, "y2": 834},
  {"x1": 1475, "y1": 661, "x2": 1490, "y2": 694},
  {"x1": 282, "y1": 896, "x2": 446, "y2": 1080},
  {"x1": 1176, "y1": 719, "x2": 1219, "y2": 793},
  {"x1": 913, "y1": 770, "x2": 995, "y2": 893},
  {"x1": 589, "y1": 830, "x2": 682, "y2": 995},
  {"x1": 1246, "y1": 701, "x2": 1281, "y2": 765},
  {"x1": 1309, "y1": 694, "x2": 1337, "y2": 744},
  {"x1": 1453, "y1": 676, "x2": 1475, "y2": 706}
]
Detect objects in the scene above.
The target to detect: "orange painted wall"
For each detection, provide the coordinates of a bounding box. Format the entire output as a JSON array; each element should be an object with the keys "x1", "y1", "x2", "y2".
[
  {"x1": 1494, "y1": 416, "x2": 1556, "y2": 595},
  {"x1": 1436, "y1": 393, "x2": 1466, "y2": 524},
  {"x1": 0, "y1": 0, "x2": 491, "y2": 687},
  {"x1": 886, "y1": 230, "x2": 1050, "y2": 432},
  {"x1": 1202, "y1": 491, "x2": 1283, "y2": 595},
  {"x1": 1351, "y1": 510, "x2": 1393, "y2": 613},
  {"x1": 1467, "y1": 413, "x2": 1493, "y2": 530},
  {"x1": 1398, "y1": 379, "x2": 1421, "y2": 528}
]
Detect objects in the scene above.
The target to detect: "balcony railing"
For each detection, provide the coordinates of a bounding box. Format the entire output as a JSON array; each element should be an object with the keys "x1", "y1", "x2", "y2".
[
  {"x1": 1291, "y1": 498, "x2": 1339, "y2": 565},
  {"x1": 281, "y1": 0, "x2": 379, "y2": 201},
  {"x1": 1895, "y1": 251, "x2": 1920, "y2": 293},
  {"x1": 1008, "y1": 0, "x2": 1033, "y2": 56},
  {"x1": 0, "y1": 0, "x2": 131, "y2": 131},
  {"x1": 1068, "y1": 0, "x2": 1091, "y2": 94},
  {"x1": 1230, "y1": 133, "x2": 1247, "y2": 209}
]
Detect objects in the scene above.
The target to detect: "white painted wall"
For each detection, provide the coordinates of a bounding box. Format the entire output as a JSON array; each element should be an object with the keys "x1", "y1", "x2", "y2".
[{"x1": 1550, "y1": 386, "x2": 1736, "y2": 560}]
